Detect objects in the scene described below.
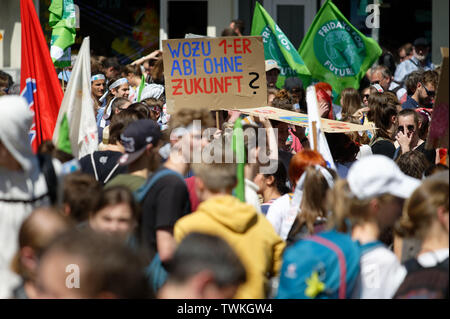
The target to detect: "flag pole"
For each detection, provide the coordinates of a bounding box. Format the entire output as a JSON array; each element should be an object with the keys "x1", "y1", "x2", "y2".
[
  {"x1": 61, "y1": 67, "x2": 65, "y2": 91},
  {"x1": 312, "y1": 121, "x2": 318, "y2": 151},
  {"x1": 216, "y1": 111, "x2": 220, "y2": 130}
]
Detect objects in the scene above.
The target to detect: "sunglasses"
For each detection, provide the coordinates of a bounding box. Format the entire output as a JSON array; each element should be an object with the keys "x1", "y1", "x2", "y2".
[
  {"x1": 370, "y1": 81, "x2": 380, "y2": 85},
  {"x1": 363, "y1": 94, "x2": 370, "y2": 100},
  {"x1": 420, "y1": 82, "x2": 435, "y2": 97},
  {"x1": 397, "y1": 125, "x2": 415, "y2": 134}
]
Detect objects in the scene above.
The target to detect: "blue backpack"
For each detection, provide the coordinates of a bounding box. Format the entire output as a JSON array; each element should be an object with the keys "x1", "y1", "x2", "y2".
[{"x1": 276, "y1": 230, "x2": 361, "y2": 299}]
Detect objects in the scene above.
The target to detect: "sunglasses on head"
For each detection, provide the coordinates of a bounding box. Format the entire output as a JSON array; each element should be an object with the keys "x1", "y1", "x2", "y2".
[
  {"x1": 420, "y1": 82, "x2": 435, "y2": 97},
  {"x1": 397, "y1": 125, "x2": 415, "y2": 134}
]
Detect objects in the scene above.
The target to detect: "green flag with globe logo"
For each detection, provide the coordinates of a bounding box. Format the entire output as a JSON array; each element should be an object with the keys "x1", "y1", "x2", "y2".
[
  {"x1": 251, "y1": 2, "x2": 310, "y2": 89},
  {"x1": 298, "y1": 0, "x2": 381, "y2": 102}
]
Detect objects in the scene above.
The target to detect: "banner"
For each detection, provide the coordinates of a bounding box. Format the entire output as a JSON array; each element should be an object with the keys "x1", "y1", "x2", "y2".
[
  {"x1": 52, "y1": 37, "x2": 98, "y2": 159},
  {"x1": 426, "y1": 47, "x2": 449, "y2": 150},
  {"x1": 298, "y1": 0, "x2": 381, "y2": 102},
  {"x1": 236, "y1": 106, "x2": 374, "y2": 133},
  {"x1": 251, "y1": 2, "x2": 310, "y2": 88},
  {"x1": 162, "y1": 36, "x2": 267, "y2": 113},
  {"x1": 20, "y1": 0, "x2": 64, "y2": 153},
  {"x1": 49, "y1": 0, "x2": 76, "y2": 68}
]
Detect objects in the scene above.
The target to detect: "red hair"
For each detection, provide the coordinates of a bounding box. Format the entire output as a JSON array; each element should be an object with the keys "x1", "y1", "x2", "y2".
[
  {"x1": 288, "y1": 150, "x2": 327, "y2": 188},
  {"x1": 316, "y1": 88, "x2": 334, "y2": 119},
  {"x1": 315, "y1": 82, "x2": 332, "y2": 94}
]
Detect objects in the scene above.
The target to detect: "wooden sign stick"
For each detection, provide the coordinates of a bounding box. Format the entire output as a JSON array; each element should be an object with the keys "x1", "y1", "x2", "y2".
[{"x1": 312, "y1": 121, "x2": 318, "y2": 151}]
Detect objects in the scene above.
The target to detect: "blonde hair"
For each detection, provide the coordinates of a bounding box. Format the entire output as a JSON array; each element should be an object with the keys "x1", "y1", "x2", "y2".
[
  {"x1": 395, "y1": 180, "x2": 449, "y2": 240},
  {"x1": 168, "y1": 108, "x2": 215, "y2": 132}
]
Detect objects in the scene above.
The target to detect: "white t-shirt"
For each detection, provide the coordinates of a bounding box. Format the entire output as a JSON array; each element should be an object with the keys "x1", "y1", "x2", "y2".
[
  {"x1": 265, "y1": 193, "x2": 300, "y2": 240},
  {"x1": 417, "y1": 248, "x2": 449, "y2": 268},
  {"x1": 352, "y1": 245, "x2": 407, "y2": 299}
]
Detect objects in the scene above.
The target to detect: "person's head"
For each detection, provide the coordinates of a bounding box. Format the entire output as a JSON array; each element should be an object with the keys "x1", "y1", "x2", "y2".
[
  {"x1": 412, "y1": 37, "x2": 430, "y2": 62},
  {"x1": 396, "y1": 150, "x2": 430, "y2": 179},
  {"x1": 293, "y1": 166, "x2": 336, "y2": 235},
  {"x1": 325, "y1": 132, "x2": 360, "y2": 164},
  {"x1": 267, "y1": 87, "x2": 280, "y2": 106},
  {"x1": 269, "y1": 119, "x2": 290, "y2": 151},
  {"x1": 265, "y1": 60, "x2": 281, "y2": 88},
  {"x1": 62, "y1": 172, "x2": 103, "y2": 223},
  {"x1": 142, "y1": 97, "x2": 164, "y2": 121},
  {"x1": 398, "y1": 43, "x2": 413, "y2": 64},
  {"x1": 342, "y1": 115, "x2": 371, "y2": 145},
  {"x1": 11, "y1": 207, "x2": 72, "y2": 286},
  {"x1": 221, "y1": 27, "x2": 238, "y2": 37},
  {"x1": 288, "y1": 150, "x2": 327, "y2": 189},
  {"x1": 340, "y1": 88, "x2": 362, "y2": 118},
  {"x1": 414, "y1": 70, "x2": 439, "y2": 107},
  {"x1": 143, "y1": 52, "x2": 162, "y2": 77},
  {"x1": 108, "y1": 77, "x2": 130, "y2": 99},
  {"x1": 283, "y1": 77, "x2": 305, "y2": 107},
  {"x1": 271, "y1": 89, "x2": 294, "y2": 111},
  {"x1": 253, "y1": 160, "x2": 289, "y2": 198},
  {"x1": 405, "y1": 70, "x2": 423, "y2": 96},
  {"x1": 361, "y1": 86, "x2": 371, "y2": 107},
  {"x1": 105, "y1": 97, "x2": 131, "y2": 123},
  {"x1": 107, "y1": 108, "x2": 147, "y2": 145},
  {"x1": 90, "y1": 72, "x2": 106, "y2": 99},
  {"x1": 368, "y1": 92, "x2": 397, "y2": 140},
  {"x1": 369, "y1": 65, "x2": 392, "y2": 92},
  {"x1": 229, "y1": 19, "x2": 245, "y2": 36},
  {"x1": 416, "y1": 108, "x2": 432, "y2": 140},
  {"x1": 102, "y1": 57, "x2": 121, "y2": 80},
  {"x1": 160, "y1": 232, "x2": 246, "y2": 299},
  {"x1": 89, "y1": 186, "x2": 139, "y2": 240},
  {"x1": 316, "y1": 88, "x2": 333, "y2": 118},
  {"x1": 395, "y1": 179, "x2": 449, "y2": 243},
  {"x1": 0, "y1": 70, "x2": 13, "y2": 94},
  {"x1": 314, "y1": 82, "x2": 333, "y2": 99},
  {"x1": 34, "y1": 229, "x2": 151, "y2": 298},
  {"x1": 150, "y1": 59, "x2": 165, "y2": 85},
  {"x1": 396, "y1": 109, "x2": 420, "y2": 143},
  {"x1": 123, "y1": 64, "x2": 143, "y2": 87},
  {"x1": 329, "y1": 155, "x2": 421, "y2": 244},
  {"x1": 118, "y1": 119, "x2": 162, "y2": 171}
]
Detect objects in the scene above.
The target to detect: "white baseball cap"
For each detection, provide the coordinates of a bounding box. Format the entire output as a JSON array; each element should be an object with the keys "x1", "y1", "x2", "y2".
[
  {"x1": 265, "y1": 59, "x2": 281, "y2": 72},
  {"x1": 347, "y1": 155, "x2": 421, "y2": 200}
]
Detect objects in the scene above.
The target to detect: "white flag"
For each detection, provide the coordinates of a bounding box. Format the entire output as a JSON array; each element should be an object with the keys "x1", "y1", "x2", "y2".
[
  {"x1": 52, "y1": 37, "x2": 98, "y2": 159},
  {"x1": 306, "y1": 85, "x2": 336, "y2": 171}
]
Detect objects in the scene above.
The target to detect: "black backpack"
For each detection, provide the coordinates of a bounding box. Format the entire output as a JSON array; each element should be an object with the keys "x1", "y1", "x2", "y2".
[{"x1": 393, "y1": 257, "x2": 449, "y2": 299}]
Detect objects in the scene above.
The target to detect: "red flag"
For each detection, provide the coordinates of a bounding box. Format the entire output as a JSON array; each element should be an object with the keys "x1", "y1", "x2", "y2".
[{"x1": 20, "y1": 0, "x2": 63, "y2": 153}]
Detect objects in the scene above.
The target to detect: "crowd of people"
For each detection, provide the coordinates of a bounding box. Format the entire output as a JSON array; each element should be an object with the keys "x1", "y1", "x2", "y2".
[{"x1": 0, "y1": 24, "x2": 448, "y2": 299}]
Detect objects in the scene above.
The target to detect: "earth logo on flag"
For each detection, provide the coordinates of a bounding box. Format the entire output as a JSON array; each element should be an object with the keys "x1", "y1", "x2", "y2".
[
  {"x1": 314, "y1": 20, "x2": 366, "y2": 77},
  {"x1": 261, "y1": 26, "x2": 297, "y2": 77}
]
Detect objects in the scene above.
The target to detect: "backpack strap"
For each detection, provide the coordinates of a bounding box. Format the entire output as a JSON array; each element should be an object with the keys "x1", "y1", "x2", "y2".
[
  {"x1": 360, "y1": 241, "x2": 384, "y2": 255},
  {"x1": 134, "y1": 168, "x2": 184, "y2": 203},
  {"x1": 308, "y1": 235, "x2": 347, "y2": 299}
]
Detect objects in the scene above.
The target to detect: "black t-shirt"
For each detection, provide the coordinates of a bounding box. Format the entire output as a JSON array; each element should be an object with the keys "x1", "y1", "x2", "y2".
[
  {"x1": 79, "y1": 151, "x2": 128, "y2": 185},
  {"x1": 393, "y1": 141, "x2": 437, "y2": 165},
  {"x1": 371, "y1": 139, "x2": 396, "y2": 159},
  {"x1": 139, "y1": 167, "x2": 190, "y2": 262}
]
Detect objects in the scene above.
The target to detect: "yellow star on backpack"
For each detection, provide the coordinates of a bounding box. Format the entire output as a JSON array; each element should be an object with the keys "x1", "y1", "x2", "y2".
[{"x1": 305, "y1": 271, "x2": 325, "y2": 298}]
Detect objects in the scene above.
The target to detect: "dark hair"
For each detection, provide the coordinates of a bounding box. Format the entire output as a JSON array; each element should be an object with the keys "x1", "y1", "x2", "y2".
[
  {"x1": 38, "y1": 140, "x2": 74, "y2": 163},
  {"x1": 405, "y1": 71, "x2": 423, "y2": 96},
  {"x1": 231, "y1": 19, "x2": 245, "y2": 34},
  {"x1": 108, "y1": 97, "x2": 130, "y2": 122},
  {"x1": 421, "y1": 70, "x2": 439, "y2": 88},
  {"x1": 221, "y1": 27, "x2": 238, "y2": 37},
  {"x1": 271, "y1": 89, "x2": 294, "y2": 110},
  {"x1": 92, "y1": 186, "x2": 139, "y2": 220},
  {"x1": 109, "y1": 108, "x2": 145, "y2": 144},
  {"x1": 263, "y1": 160, "x2": 290, "y2": 195},
  {"x1": 166, "y1": 232, "x2": 246, "y2": 288},
  {"x1": 368, "y1": 92, "x2": 397, "y2": 140},
  {"x1": 39, "y1": 229, "x2": 151, "y2": 298},
  {"x1": 0, "y1": 70, "x2": 14, "y2": 88},
  {"x1": 424, "y1": 163, "x2": 449, "y2": 177},
  {"x1": 325, "y1": 133, "x2": 360, "y2": 163},
  {"x1": 127, "y1": 102, "x2": 151, "y2": 119},
  {"x1": 150, "y1": 59, "x2": 164, "y2": 85},
  {"x1": 123, "y1": 64, "x2": 142, "y2": 77},
  {"x1": 102, "y1": 57, "x2": 121, "y2": 71},
  {"x1": 396, "y1": 150, "x2": 430, "y2": 179},
  {"x1": 397, "y1": 108, "x2": 420, "y2": 127},
  {"x1": 62, "y1": 172, "x2": 102, "y2": 222}
]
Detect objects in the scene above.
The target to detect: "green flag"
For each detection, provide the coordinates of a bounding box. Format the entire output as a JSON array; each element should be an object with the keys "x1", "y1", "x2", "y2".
[
  {"x1": 251, "y1": 2, "x2": 310, "y2": 89},
  {"x1": 137, "y1": 74, "x2": 146, "y2": 102},
  {"x1": 232, "y1": 118, "x2": 246, "y2": 203},
  {"x1": 49, "y1": 0, "x2": 76, "y2": 68},
  {"x1": 56, "y1": 113, "x2": 73, "y2": 154},
  {"x1": 298, "y1": 0, "x2": 381, "y2": 101}
]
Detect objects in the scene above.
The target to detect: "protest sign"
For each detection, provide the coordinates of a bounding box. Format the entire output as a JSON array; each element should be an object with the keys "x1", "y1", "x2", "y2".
[
  {"x1": 426, "y1": 47, "x2": 449, "y2": 150},
  {"x1": 236, "y1": 106, "x2": 374, "y2": 133},
  {"x1": 163, "y1": 36, "x2": 267, "y2": 113}
]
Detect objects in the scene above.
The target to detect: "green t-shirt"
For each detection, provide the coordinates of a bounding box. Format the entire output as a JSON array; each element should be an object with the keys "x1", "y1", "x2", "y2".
[{"x1": 105, "y1": 174, "x2": 146, "y2": 192}]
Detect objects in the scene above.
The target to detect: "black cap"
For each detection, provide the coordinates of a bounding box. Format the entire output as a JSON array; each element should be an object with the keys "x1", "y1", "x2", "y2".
[
  {"x1": 283, "y1": 77, "x2": 303, "y2": 91},
  {"x1": 413, "y1": 37, "x2": 429, "y2": 47},
  {"x1": 118, "y1": 119, "x2": 161, "y2": 166}
]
